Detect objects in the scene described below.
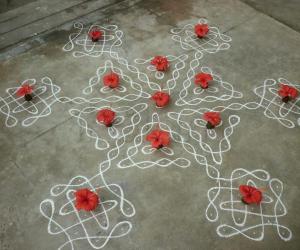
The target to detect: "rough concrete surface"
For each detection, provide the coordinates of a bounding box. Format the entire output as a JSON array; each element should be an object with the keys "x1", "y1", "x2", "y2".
[
  {"x1": 0, "y1": 0, "x2": 300, "y2": 250},
  {"x1": 0, "y1": 0, "x2": 35, "y2": 13},
  {"x1": 241, "y1": 0, "x2": 300, "y2": 32}
]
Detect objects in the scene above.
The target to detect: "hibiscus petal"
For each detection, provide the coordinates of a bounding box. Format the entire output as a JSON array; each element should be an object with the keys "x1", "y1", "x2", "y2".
[
  {"x1": 239, "y1": 185, "x2": 262, "y2": 205},
  {"x1": 203, "y1": 112, "x2": 221, "y2": 126},
  {"x1": 146, "y1": 130, "x2": 170, "y2": 148},
  {"x1": 239, "y1": 185, "x2": 250, "y2": 196},
  {"x1": 96, "y1": 109, "x2": 115, "y2": 126},
  {"x1": 151, "y1": 56, "x2": 169, "y2": 71},
  {"x1": 152, "y1": 140, "x2": 161, "y2": 148},
  {"x1": 74, "y1": 188, "x2": 99, "y2": 211}
]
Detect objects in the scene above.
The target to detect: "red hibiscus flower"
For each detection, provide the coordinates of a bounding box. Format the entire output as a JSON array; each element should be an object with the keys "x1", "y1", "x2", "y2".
[
  {"x1": 16, "y1": 84, "x2": 33, "y2": 101},
  {"x1": 89, "y1": 29, "x2": 103, "y2": 42},
  {"x1": 96, "y1": 109, "x2": 115, "y2": 127},
  {"x1": 203, "y1": 112, "x2": 221, "y2": 129},
  {"x1": 151, "y1": 56, "x2": 169, "y2": 71},
  {"x1": 194, "y1": 72, "x2": 213, "y2": 89},
  {"x1": 278, "y1": 84, "x2": 298, "y2": 103},
  {"x1": 16, "y1": 84, "x2": 33, "y2": 97},
  {"x1": 74, "y1": 188, "x2": 99, "y2": 211},
  {"x1": 239, "y1": 185, "x2": 262, "y2": 205},
  {"x1": 103, "y1": 72, "x2": 120, "y2": 88},
  {"x1": 194, "y1": 24, "x2": 209, "y2": 38},
  {"x1": 146, "y1": 129, "x2": 170, "y2": 149},
  {"x1": 151, "y1": 91, "x2": 170, "y2": 107}
]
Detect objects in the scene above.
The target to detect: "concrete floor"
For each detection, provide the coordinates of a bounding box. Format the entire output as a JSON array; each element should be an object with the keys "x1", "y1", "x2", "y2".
[
  {"x1": 241, "y1": 0, "x2": 300, "y2": 32},
  {"x1": 0, "y1": 0, "x2": 300, "y2": 249},
  {"x1": 0, "y1": 0, "x2": 35, "y2": 13}
]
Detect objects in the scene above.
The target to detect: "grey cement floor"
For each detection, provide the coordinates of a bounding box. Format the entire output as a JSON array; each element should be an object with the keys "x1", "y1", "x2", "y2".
[
  {"x1": 0, "y1": 0, "x2": 300, "y2": 250},
  {"x1": 0, "y1": 0, "x2": 35, "y2": 13}
]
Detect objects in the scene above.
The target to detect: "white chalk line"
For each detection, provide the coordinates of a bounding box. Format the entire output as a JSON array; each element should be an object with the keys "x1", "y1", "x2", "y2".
[
  {"x1": 205, "y1": 168, "x2": 292, "y2": 241},
  {"x1": 62, "y1": 22, "x2": 185, "y2": 94},
  {"x1": 253, "y1": 78, "x2": 300, "y2": 128},
  {"x1": 170, "y1": 18, "x2": 232, "y2": 58},
  {"x1": 134, "y1": 54, "x2": 188, "y2": 92},
  {"x1": 82, "y1": 60, "x2": 151, "y2": 103},
  {"x1": 176, "y1": 66, "x2": 243, "y2": 106},
  {"x1": 63, "y1": 23, "x2": 123, "y2": 58},
  {"x1": 168, "y1": 110, "x2": 240, "y2": 165},
  {"x1": 0, "y1": 77, "x2": 61, "y2": 127},
  {"x1": 8, "y1": 20, "x2": 286, "y2": 245},
  {"x1": 69, "y1": 103, "x2": 148, "y2": 150},
  {"x1": 117, "y1": 113, "x2": 191, "y2": 169},
  {"x1": 40, "y1": 166, "x2": 135, "y2": 250},
  {"x1": 170, "y1": 18, "x2": 293, "y2": 242}
]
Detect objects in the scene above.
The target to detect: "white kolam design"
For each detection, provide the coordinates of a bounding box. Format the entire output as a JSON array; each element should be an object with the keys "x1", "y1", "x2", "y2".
[
  {"x1": 63, "y1": 21, "x2": 292, "y2": 242},
  {"x1": 206, "y1": 168, "x2": 292, "y2": 241},
  {"x1": 168, "y1": 109, "x2": 240, "y2": 165},
  {"x1": 63, "y1": 22, "x2": 123, "y2": 58},
  {"x1": 134, "y1": 54, "x2": 188, "y2": 92},
  {"x1": 82, "y1": 60, "x2": 151, "y2": 103},
  {"x1": 1, "y1": 19, "x2": 283, "y2": 246},
  {"x1": 40, "y1": 166, "x2": 135, "y2": 250},
  {"x1": 176, "y1": 66, "x2": 243, "y2": 106},
  {"x1": 69, "y1": 103, "x2": 148, "y2": 150},
  {"x1": 171, "y1": 18, "x2": 235, "y2": 107},
  {"x1": 62, "y1": 23, "x2": 188, "y2": 94},
  {"x1": 170, "y1": 18, "x2": 232, "y2": 60},
  {"x1": 117, "y1": 113, "x2": 191, "y2": 169},
  {"x1": 252, "y1": 78, "x2": 300, "y2": 128},
  {"x1": 0, "y1": 77, "x2": 61, "y2": 127}
]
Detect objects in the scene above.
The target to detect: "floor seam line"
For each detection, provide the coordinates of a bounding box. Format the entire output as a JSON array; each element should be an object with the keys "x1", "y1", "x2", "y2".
[
  {"x1": 24, "y1": 116, "x2": 73, "y2": 145},
  {"x1": 0, "y1": 0, "x2": 138, "y2": 52},
  {"x1": 0, "y1": 0, "x2": 124, "y2": 36},
  {"x1": 12, "y1": 160, "x2": 35, "y2": 188}
]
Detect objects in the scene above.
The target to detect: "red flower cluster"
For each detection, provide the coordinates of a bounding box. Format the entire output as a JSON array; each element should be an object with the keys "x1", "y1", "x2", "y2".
[
  {"x1": 97, "y1": 109, "x2": 115, "y2": 127},
  {"x1": 89, "y1": 29, "x2": 103, "y2": 42},
  {"x1": 194, "y1": 72, "x2": 213, "y2": 89},
  {"x1": 239, "y1": 185, "x2": 262, "y2": 205},
  {"x1": 16, "y1": 84, "x2": 34, "y2": 101},
  {"x1": 203, "y1": 112, "x2": 221, "y2": 129},
  {"x1": 278, "y1": 84, "x2": 298, "y2": 103},
  {"x1": 16, "y1": 84, "x2": 33, "y2": 97},
  {"x1": 194, "y1": 24, "x2": 209, "y2": 38},
  {"x1": 151, "y1": 56, "x2": 169, "y2": 71},
  {"x1": 75, "y1": 188, "x2": 99, "y2": 211},
  {"x1": 146, "y1": 129, "x2": 170, "y2": 149},
  {"x1": 151, "y1": 91, "x2": 170, "y2": 107},
  {"x1": 103, "y1": 72, "x2": 120, "y2": 88}
]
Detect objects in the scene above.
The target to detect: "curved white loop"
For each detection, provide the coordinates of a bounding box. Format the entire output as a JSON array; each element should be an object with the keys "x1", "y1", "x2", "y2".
[
  {"x1": 252, "y1": 78, "x2": 300, "y2": 128},
  {"x1": 32, "y1": 20, "x2": 295, "y2": 247},
  {"x1": 40, "y1": 169, "x2": 135, "y2": 250},
  {"x1": 0, "y1": 77, "x2": 61, "y2": 127}
]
